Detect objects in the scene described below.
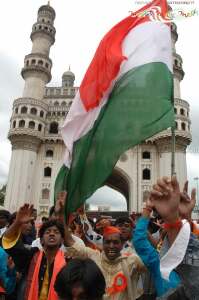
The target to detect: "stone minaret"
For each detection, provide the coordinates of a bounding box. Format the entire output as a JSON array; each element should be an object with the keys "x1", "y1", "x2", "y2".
[
  {"x1": 5, "y1": 4, "x2": 56, "y2": 211},
  {"x1": 152, "y1": 23, "x2": 192, "y2": 185}
]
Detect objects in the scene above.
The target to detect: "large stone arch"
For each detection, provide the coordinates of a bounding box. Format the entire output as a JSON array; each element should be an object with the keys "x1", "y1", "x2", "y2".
[{"x1": 105, "y1": 167, "x2": 131, "y2": 210}]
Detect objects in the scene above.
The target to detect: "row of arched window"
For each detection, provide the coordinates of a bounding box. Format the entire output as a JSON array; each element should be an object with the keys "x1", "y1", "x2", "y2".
[
  {"x1": 13, "y1": 120, "x2": 43, "y2": 131},
  {"x1": 47, "y1": 111, "x2": 66, "y2": 117},
  {"x1": 53, "y1": 101, "x2": 69, "y2": 106},
  {"x1": 175, "y1": 121, "x2": 189, "y2": 131},
  {"x1": 33, "y1": 23, "x2": 54, "y2": 34},
  {"x1": 45, "y1": 87, "x2": 75, "y2": 97},
  {"x1": 43, "y1": 167, "x2": 151, "y2": 180},
  {"x1": 43, "y1": 168, "x2": 150, "y2": 180},
  {"x1": 26, "y1": 59, "x2": 49, "y2": 69},
  {"x1": 15, "y1": 106, "x2": 45, "y2": 118},
  {"x1": 12, "y1": 119, "x2": 61, "y2": 134},
  {"x1": 174, "y1": 107, "x2": 188, "y2": 117}
]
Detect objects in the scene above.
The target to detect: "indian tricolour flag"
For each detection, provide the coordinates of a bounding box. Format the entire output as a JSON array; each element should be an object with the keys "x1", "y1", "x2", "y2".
[{"x1": 55, "y1": 0, "x2": 174, "y2": 218}]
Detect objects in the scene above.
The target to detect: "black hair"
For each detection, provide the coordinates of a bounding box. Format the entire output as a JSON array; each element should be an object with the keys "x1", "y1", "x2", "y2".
[
  {"x1": 39, "y1": 219, "x2": 64, "y2": 239},
  {"x1": 54, "y1": 258, "x2": 105, "y2": 300},
  {"x1": 114, "y1": 216, "x2": 133, "y2": 226},
  {"x1": 0, "y1": 209, "x2": 10, "y2": 220}
]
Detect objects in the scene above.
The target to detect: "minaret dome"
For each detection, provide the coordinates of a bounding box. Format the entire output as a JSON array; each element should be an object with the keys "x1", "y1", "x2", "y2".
[{"x1": 62, "y1": 68, "x2": 75, "y2": 87}]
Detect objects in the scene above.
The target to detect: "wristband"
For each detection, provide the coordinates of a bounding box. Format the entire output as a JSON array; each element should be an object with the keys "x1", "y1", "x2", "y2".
[{"x1": 163, "y1": 219, "x2": 182, "y2": 230}]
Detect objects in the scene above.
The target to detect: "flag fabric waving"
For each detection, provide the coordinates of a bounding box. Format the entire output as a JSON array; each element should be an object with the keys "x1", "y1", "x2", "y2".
[{"x1": 55, "y1": 0, "x2": 174, "y2": 219}]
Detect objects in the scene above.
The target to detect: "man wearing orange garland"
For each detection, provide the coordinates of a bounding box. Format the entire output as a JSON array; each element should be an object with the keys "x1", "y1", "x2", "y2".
[{"x1": 65, "y1": 223, "x2": 145, "y2": 300}]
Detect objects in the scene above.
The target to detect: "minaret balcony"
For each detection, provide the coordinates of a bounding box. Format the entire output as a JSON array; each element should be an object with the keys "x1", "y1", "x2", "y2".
[
  {"x1": 21, "y1": 65, "x2": 51, "y2": 83},
  {"x1": 13, "y1": 97, "x2": 48, "y2": 111},
  {"x1": 148, "y1": 129, "x2": 192, "y2": 145},
  {"x1": 21, "y1": 53, "x2": 52, "y2": 82},
  {"x1": 31, "y1": 22, "x2": 55, "y2": 44},
  {"x1": 8, "y1": 131, "x2": 42, "y2": 151},
  {"x1": 174, "y1": 98, "x2": 190, "y2": 109},
  {"x1": 8, "y1": 128, "x2": 44, "y2": 150}
]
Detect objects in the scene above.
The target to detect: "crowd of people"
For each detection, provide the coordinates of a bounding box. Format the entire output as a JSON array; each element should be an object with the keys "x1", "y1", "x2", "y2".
[{"x1": 0, "y1": 176, "x2": 199, "y2": 300}]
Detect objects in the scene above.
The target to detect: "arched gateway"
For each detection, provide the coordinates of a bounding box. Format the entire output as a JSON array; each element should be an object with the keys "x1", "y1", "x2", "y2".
[{"x1": 105, "y1": 168, "x2": 130, "y2": 211}]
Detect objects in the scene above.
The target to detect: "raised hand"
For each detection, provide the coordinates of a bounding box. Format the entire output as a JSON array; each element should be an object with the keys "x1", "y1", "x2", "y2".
[
  {"x1": 55, "y1": 191, "x2": 67, "y2": 216},
  {"x1": 179, "y1": 181, "x2": 196, "y2": 220},
  {"x1": 16, "y1": 204, "x2": 34, "y2": 225},
  {"x1": 150, "y1": 176, "x2": 180, "y2": 222}
]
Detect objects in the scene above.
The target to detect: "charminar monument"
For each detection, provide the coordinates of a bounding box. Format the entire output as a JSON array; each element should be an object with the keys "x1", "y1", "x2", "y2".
[{"x1": 4, "y1": 4, "x2": 191, "y2": 215}]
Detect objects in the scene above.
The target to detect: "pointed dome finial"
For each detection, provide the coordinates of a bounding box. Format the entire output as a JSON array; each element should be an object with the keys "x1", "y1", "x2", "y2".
[
  {"x1": 47, "y1": 1, "x2": 50, "y2": 6},
  {"x1": 69, "y1": 65, "x2": 71, "y2": 71}
]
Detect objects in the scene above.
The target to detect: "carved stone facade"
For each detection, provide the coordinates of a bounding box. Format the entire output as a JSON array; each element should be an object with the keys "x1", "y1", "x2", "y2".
[{"x1": 5, "y1": 4, "x2": 191, "y2": 214}]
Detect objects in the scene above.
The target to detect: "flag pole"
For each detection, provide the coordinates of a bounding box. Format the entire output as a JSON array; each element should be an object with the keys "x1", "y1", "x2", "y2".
[
  {"x1": 171, "y1": 125, "x2": 176, "y2": 176},
  {"x1": 171, "y1": 77, "x2": 176, "y2": 176}
]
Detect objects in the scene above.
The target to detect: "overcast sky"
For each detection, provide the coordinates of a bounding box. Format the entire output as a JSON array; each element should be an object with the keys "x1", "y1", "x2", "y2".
[{"x1": 0, "y1": 0, "x2": 199, "y2": 209}]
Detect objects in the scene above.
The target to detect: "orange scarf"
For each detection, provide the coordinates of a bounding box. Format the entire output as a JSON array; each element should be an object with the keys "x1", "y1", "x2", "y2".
[{"x1": 28, "y1": 250, "x2": 66, "y2": 300}]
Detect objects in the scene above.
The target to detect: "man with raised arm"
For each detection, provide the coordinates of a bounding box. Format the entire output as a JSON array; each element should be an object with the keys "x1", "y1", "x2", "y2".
[
  {"x1": 133, "y1": 176, "x2": 199, "y2": 300},
  {"x1": 2, "y1": 203, "x2": 66, "y2": 300},
  {"x1": 64, "y1": 202, "x2": 145, "y2": 300}
]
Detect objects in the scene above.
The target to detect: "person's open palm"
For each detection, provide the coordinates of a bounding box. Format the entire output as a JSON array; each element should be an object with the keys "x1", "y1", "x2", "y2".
[
  {"x1": 55, "y1": 191, "x2": 67, "y2": 215},
  {"x1": 150, "y1": 176, "x2": 180, "y2": 222},
  {"x1": 16, "y1": 204, "x2": 34, "y2": 225}
]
